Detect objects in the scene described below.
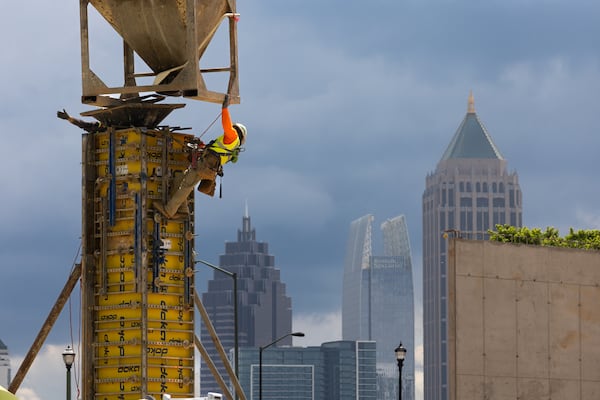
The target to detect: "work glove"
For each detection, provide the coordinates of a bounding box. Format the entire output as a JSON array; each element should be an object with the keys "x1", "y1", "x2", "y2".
[
  {"x1": 222, "y1": 94, "x2": 230, "y2": 108},
  {"x1": 57, "y1": 109, "x2": 70, "y2": 120}
]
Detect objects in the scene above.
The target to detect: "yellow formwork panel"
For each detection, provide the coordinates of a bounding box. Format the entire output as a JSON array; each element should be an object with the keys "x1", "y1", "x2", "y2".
[
  {"x1": 88, "y1": 127, "x2": 196, "y2": 399},
  {"x1": 95, "y1": 354, "x2": 194, "y2": 379},
  {"x1": 96, "y1": 327, "x2": 193, "y2": 345},
  {"x1": 95, "y1": 306, "x2": 192, "y2": 322},
  {"x1": 96, "y1": 375, "x2": 194, "y2": 400},
  {"x1": 97, "y1": 293, "x2": 141, "y2": 306},
  {"x1": 96, "y1": 320, "x2": 193, "y2": 336},
  {"x1": 96, "y1": 296, "x2": 192, "y2": 316}
]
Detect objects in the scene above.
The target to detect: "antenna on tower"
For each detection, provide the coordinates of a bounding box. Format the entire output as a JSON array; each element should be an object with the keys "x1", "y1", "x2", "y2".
[{"x1": 468, "y1": 90, "x2": 476, "y2": 114}]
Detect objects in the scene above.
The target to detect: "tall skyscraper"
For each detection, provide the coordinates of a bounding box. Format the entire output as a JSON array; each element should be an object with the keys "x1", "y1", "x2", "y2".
[
  {"x1": 200, "y1": 208, "x2": 292, "y2": 395},
  {"x1": 422, "y1": 93, "x2": 522, "y2": 400},
  {"x1": 342, "y1": 214, "x2": 415, "y2": 400},
  {"x1": 0, "y1": 339, "x2": 10, "y2": 388}
]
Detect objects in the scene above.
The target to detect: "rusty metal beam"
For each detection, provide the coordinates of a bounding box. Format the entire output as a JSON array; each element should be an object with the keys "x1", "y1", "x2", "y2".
[
  {"x1": 80, "y1": 0, "x2": 239, "y2": 106},
  {"x1": 8, "y1": 263, "x2": 82, "y2": 394},
  {"x1": 194, "y1": 291, "x2": 246, "y2": 400},
  {"x1": 194, "y1": 334, "x2": 234, "y2": 400}
]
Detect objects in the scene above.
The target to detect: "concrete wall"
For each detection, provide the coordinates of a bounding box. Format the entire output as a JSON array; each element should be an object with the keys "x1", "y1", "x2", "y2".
[{"x1": 448, "y1": 239, "x2": 600, "y2": 400}]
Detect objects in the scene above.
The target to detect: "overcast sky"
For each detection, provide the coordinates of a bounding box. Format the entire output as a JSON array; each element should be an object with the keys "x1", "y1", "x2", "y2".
[{"x1": 2, "y1": 1, "x2": 600, "y2": 399}]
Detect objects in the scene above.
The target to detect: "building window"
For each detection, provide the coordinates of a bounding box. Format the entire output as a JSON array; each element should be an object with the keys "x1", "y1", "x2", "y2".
[
  {"x1": 483, "y1": 182, "x2": 488, "y2": 192},
  {"x1": 477, "y1": 197, "x2": 488, "y2": 207},
  {"x1": 459, "y1": 182, "x2": 464, "y2": 192},
  {"x1": 518, "y1": 212, "x2": 522, "y2": 226},
  {"x1": 460, "y1": 197, "x2": 472, "y2": 207}
]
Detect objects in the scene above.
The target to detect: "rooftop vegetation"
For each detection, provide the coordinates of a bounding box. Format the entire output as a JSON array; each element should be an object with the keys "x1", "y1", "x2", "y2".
[{"x1": 488, "y1": 224, "x2": 600, "y2": 250}]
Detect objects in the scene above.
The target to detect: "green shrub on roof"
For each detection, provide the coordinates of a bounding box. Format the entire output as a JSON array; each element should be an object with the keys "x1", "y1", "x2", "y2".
[{"x1": 488, "y1": 224, "x2": 600, "y2": 250}]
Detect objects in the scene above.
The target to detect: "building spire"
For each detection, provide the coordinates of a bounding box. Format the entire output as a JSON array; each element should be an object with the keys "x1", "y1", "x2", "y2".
[
  {"x1": 468, "y1": 90, "x2": 475, "y2": 114},
  {"x1": 239, "y1": 200, "x2": 255, "y2": 241}
]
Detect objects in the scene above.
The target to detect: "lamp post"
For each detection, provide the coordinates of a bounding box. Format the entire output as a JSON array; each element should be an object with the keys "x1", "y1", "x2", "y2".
[
  {"x1": 394, "y1": 342, "x2": 406, "y2": 400},
  {"x1": 194, "y1": 259, "x2": 239, "y2": 396},
  {"x1": 62, "y1": 345, "x2": 75, "y2": 400},
  {"x1": 259, "y1": 332, "x2": 305, "y2": 400}
]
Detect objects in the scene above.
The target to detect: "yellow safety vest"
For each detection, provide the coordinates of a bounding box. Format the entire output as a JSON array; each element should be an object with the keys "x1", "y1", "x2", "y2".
[{"x1": 208, "y1": 135, "x2": 241, "y2": 165}]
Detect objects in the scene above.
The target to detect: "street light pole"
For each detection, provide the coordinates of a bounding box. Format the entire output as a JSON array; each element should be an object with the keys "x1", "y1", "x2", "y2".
[
  {"x1": 194, "y1": 259, "x2": 239, "y2": 397},
  {"x1": 394, "y1": 342, "x2": 406, "y2": 400},
  {"x1": 62, "y1": 345, "x2": 75, "y2": 400},
  {"x1": 259, "y1": 332, "x2": 305, "y2": 400}
]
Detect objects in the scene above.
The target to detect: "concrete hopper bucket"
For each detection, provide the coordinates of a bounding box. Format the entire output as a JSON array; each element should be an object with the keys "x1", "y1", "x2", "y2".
[{"x1": 80, "y1": 0, "x2": 239, "y2": 106}]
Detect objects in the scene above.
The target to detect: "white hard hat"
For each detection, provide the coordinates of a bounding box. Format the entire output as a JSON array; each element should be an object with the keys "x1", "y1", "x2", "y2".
[{"x1": 233, "y1": 123, "x2": 247, "y2": 145}]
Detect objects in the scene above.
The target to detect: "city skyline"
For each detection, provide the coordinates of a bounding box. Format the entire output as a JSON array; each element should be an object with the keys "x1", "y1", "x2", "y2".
[{"x1": 2, "y1": 1, "x2": 600, "y2": 400}]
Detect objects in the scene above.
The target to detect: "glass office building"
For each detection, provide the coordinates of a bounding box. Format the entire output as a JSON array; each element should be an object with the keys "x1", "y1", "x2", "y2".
[
  {"x1": 237, "y1": 341, "x2": 376, "y2": 400},
  {"x1": 342, "y1": 215, "x2": 415, "y2": 400},
  {"x1": 422, "y1": 93, "x2": 522, "y2": 400}
]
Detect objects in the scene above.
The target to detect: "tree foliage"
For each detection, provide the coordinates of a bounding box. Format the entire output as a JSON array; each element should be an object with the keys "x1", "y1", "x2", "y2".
[{"x1": 488, "y1": 224, "x2": 600, "y2": 250}]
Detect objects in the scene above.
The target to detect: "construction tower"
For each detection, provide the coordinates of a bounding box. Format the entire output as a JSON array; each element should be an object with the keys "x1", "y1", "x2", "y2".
[{"x1": 76, "y1": 1, "x2": 242, "y2": 399}]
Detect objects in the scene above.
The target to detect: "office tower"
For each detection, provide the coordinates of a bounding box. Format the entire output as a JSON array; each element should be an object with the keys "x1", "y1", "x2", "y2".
[
  {"x1": 0, "y1": 339, "x2": 10, "y2": 388},
  {"x1": 237, "y1": 340, "x2": 376, "y2": 400},
  {"x1": 342, "y1": 214, "x2": 373, "y2": 341},
  {"x1": 342, "y1": 215, "x2": 415, "y2": 400},
  {"x1": 422, "y1": 93, "x2": 522, "y2": 400},
  {"x1": 200, "y1": 209, "x2": 292, "y2": 394},
  {"x1": 322, "y1": 341, "x2": 377, "y2": 400}
]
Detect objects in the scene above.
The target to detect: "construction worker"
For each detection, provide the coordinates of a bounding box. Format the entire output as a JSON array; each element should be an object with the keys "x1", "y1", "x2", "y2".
[
  {"x1": 57, "y1": 109, "x2": 106, "y2": 133},
  {"x1": 154, "y1": 94, "x2": 246, "y2": 219}
]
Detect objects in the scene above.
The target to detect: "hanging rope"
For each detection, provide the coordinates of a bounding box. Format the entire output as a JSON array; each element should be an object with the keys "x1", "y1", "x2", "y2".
[
  {"x1": 198, "y1": 111, "x2": 223, "y2": 140},
  {"x1": 159, "y1": 110, "x2": 222, "y2": 150}
]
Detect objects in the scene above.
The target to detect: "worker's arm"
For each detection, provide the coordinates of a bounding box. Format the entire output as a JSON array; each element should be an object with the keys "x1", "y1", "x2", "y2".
[{"x1": 221, "y1": 96, "x2": 238, "y2": 145}]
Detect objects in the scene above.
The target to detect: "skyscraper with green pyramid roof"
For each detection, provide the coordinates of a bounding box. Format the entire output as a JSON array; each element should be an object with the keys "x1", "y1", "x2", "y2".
[{"x1": 422, "y1": 93, "x2": 523, "y2": 400}]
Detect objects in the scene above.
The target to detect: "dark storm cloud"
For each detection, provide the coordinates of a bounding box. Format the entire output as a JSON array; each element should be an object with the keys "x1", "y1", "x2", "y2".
[{"x1": 2, "y1": 3, "x2": 600, "y2": 398}]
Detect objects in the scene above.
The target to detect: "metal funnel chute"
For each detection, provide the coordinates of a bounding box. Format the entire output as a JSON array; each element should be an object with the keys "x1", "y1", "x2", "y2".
[{"x1": 80, "y1": 0, "x2": 239, "y2": 106}]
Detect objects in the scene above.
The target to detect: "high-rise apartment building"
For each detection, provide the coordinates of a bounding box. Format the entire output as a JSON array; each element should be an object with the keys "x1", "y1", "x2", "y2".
[
  {"x1": 342, "y1": 214, "x2": 415, "y2": 400},
  {"x1": 237, "y1": 340, "x2": 377, "y2": 400},
  {"x1": 422, "y1": 93, "x2": 522, "y2": 400},
  {"x1": 200, "y1": 209, "x2": 292, "y2": 394},
  {"x1": 0, "y1": 339, "x2": 10, "y2": 388}
]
